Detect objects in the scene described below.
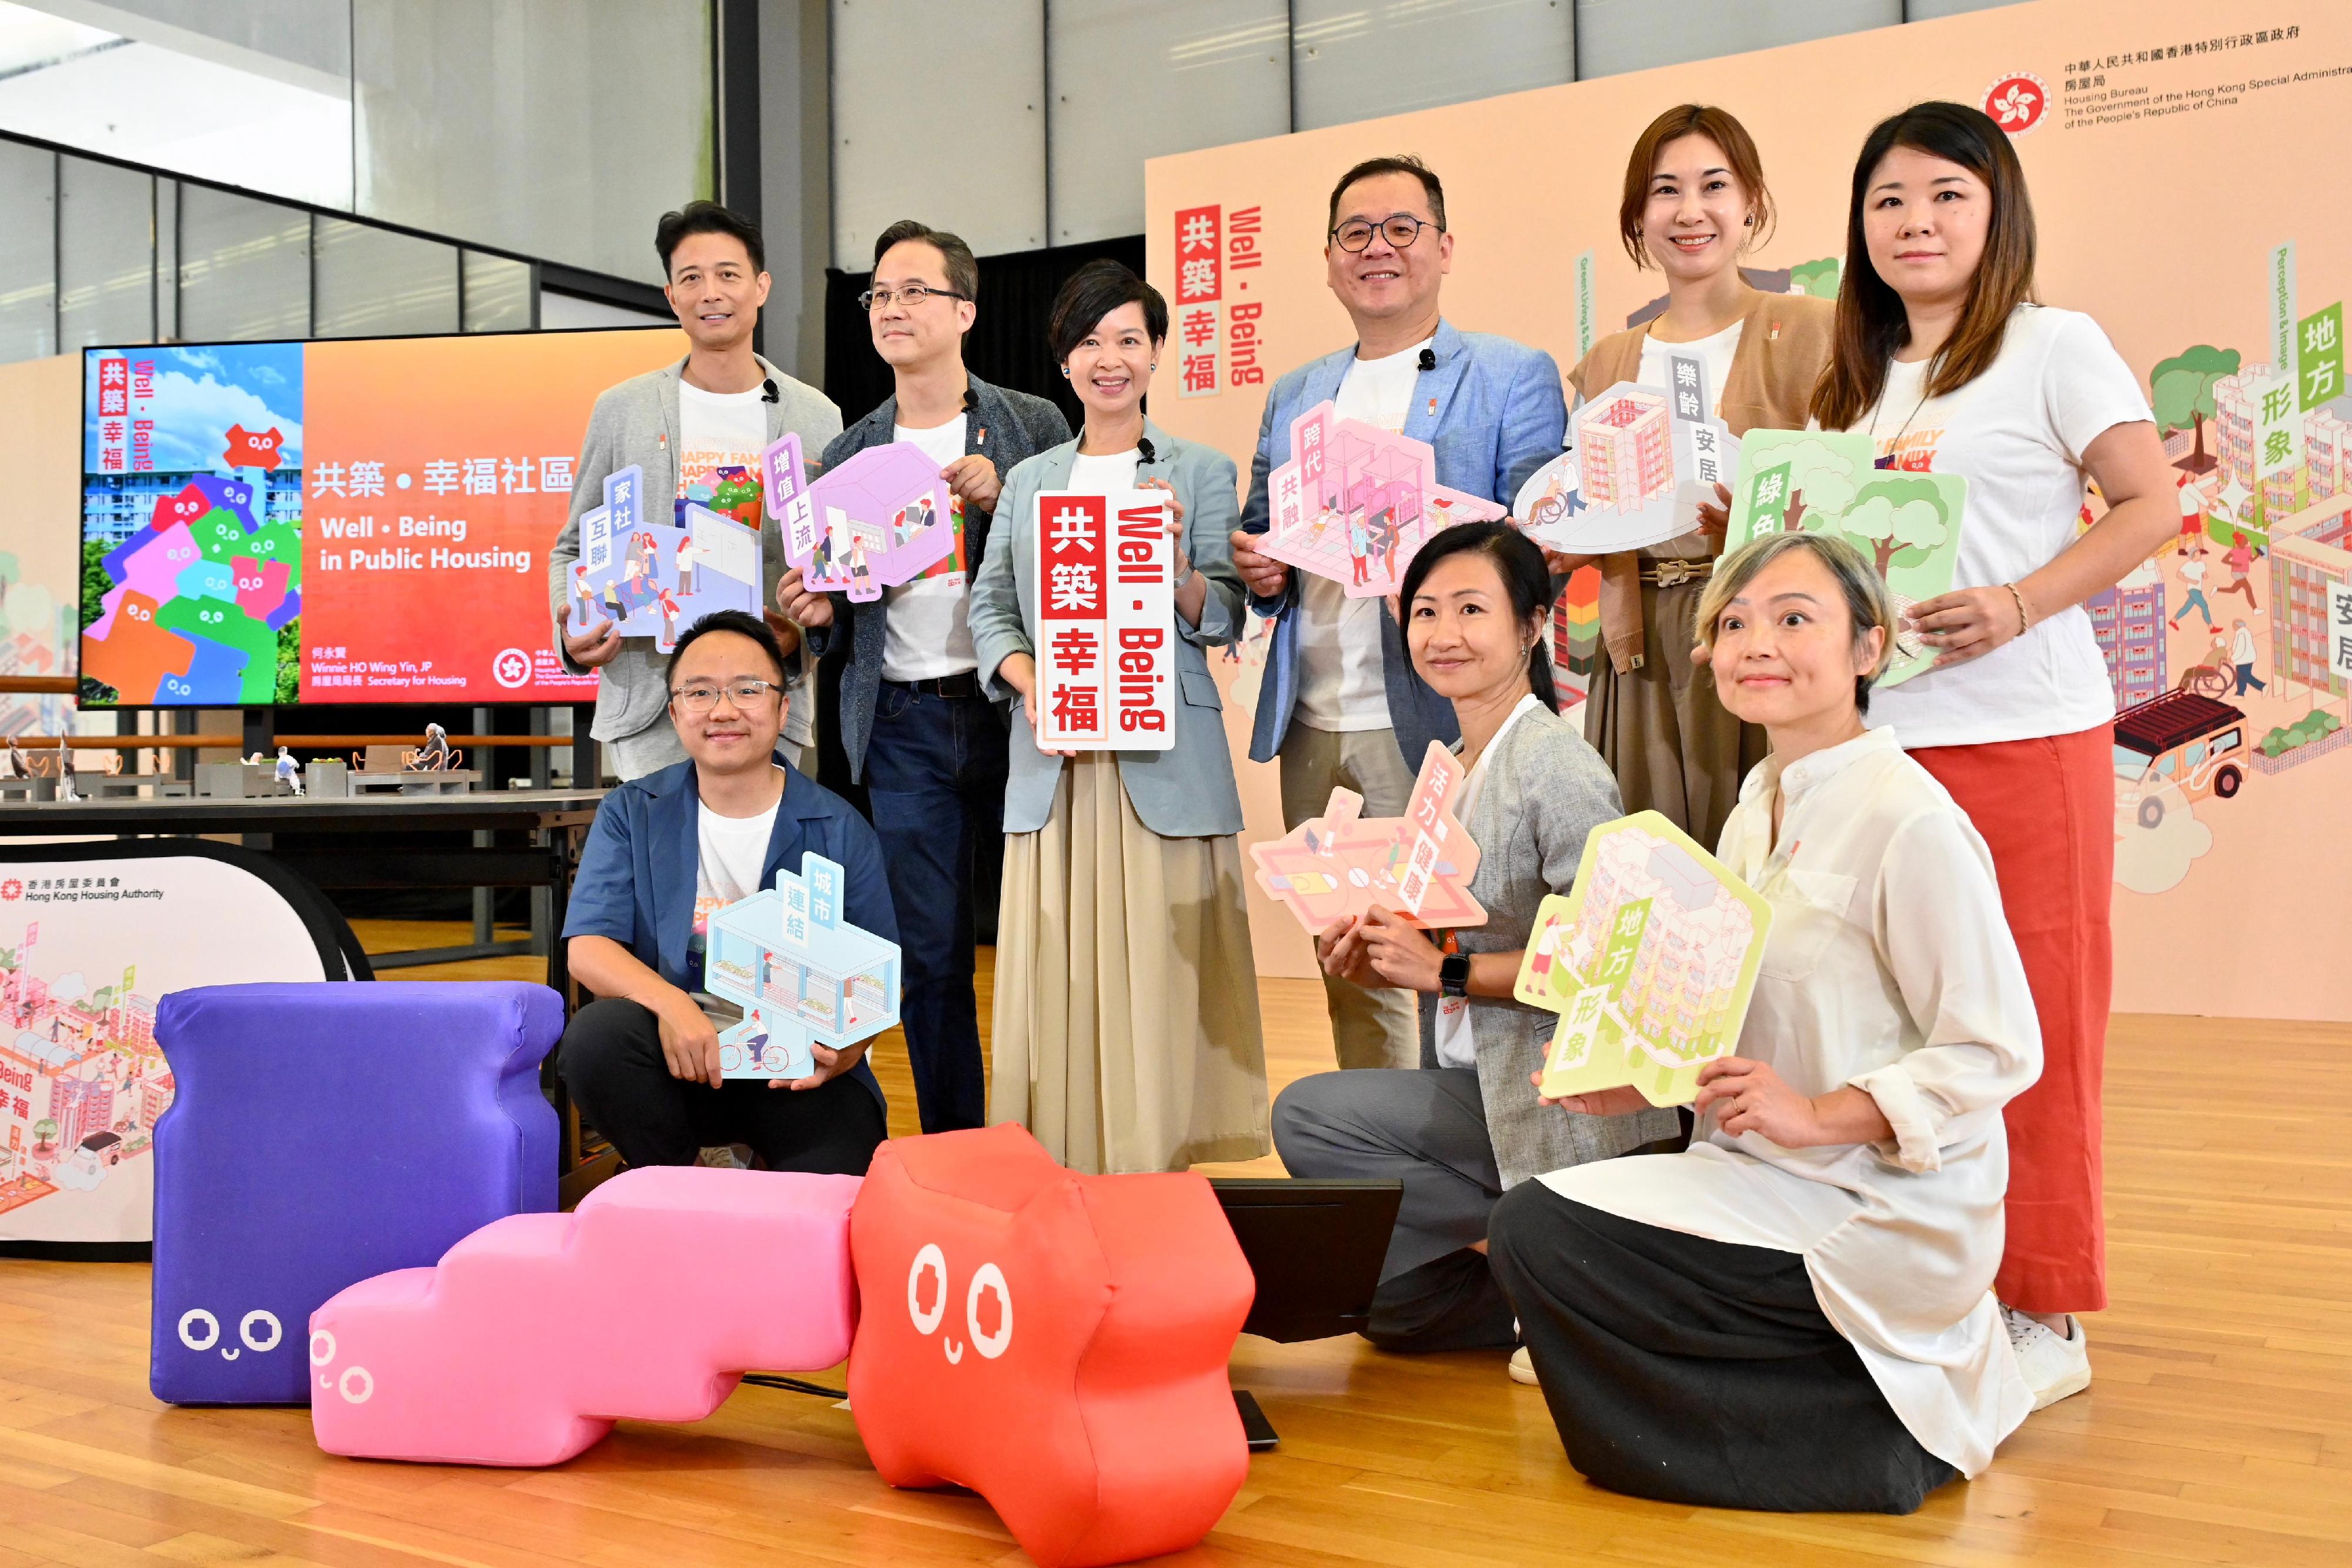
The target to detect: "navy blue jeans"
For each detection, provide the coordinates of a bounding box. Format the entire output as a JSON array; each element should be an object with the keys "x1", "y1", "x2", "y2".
[{"x1": 863, "y1": 681, "x2": 1008, "y2": 1132}]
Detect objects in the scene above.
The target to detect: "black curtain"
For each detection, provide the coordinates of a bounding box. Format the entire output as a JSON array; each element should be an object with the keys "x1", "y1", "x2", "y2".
[{"x1": 823, "y1": 233, "x2": 1145, "y2": 434}]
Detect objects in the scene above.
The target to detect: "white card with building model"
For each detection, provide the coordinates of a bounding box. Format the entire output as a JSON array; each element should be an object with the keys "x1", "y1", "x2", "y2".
[{"x1": 1527, "y1": 366, "x2": 1737, "y2": 554}]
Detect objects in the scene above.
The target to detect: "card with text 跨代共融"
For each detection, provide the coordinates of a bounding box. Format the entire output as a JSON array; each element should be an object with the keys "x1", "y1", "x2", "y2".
[
  {"x1": 1726, "y1": 429, "x2": 1969, "y2": 688},
  {"x1": 1030, "y1": 489, "x2": 1178, "y2": 751},
  {"x1": 1514, "y1": 810, "x2": 1770, "y2": 1107},
  {"x1": 790, "y1": 443, "x2": 957, "y2": 602},
  {"x1": 703, "y1": 852, "x2": 902, "y2": 1082},
  {"x1": 1250, "y1": 741, "x2": 1486, "y2": 931},
  {"x1": 1257, "y1": 401, "x2": 1504, "y2": 598}
]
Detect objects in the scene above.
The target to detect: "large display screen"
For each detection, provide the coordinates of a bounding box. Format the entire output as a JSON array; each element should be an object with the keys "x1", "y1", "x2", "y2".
[{"x1": 78, "y1": 329, "x2": 689, "y2": 706}]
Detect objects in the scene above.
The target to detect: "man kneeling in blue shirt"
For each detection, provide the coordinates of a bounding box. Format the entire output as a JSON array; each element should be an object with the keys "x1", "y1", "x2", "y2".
[{"x1": 559, "y1": 609, "x2": 893, "y2": 1174}]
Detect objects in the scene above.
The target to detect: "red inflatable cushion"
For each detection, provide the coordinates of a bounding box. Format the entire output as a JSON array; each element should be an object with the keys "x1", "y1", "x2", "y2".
[{"x1": 847, "y1": 1124, "x2": 1254, "y2": 1567}]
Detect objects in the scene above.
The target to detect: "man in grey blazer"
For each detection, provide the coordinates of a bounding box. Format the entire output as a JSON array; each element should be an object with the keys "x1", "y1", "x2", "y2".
[
  {"x1": 1227, "y1": 155, "x2": 1568, "y2": 1074},
  {"x1": 548, "y1": 201, "x2": 843, "y2": 780},
  {"x1": 779, "y1": 220, "x2": 1068, "y2": 1134}
]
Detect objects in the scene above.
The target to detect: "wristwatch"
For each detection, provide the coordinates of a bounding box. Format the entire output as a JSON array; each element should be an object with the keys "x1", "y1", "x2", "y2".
[
  {"x1": 1172, "y1": 556, "x2": 1197, "y2": 589},
  {"x1": 1439, "y1": 951, "x2": 1471, "y2": 999}
]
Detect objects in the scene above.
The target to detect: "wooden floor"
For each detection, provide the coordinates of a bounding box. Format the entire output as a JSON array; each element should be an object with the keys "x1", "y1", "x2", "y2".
[{"x1": 2, "y1": 924, "x2": 2346, "y2": 1566}]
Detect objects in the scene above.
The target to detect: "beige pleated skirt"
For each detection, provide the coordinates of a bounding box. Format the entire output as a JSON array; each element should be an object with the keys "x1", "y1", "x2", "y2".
[{"x1": 991, "y1": 753, "x2": 1271, "y2": 1175}]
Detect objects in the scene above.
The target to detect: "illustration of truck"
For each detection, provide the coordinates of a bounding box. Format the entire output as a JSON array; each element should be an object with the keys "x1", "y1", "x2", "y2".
[
  {"x1": 703, "y1": 852, "x2": 900, "y2": 1081},
  {"x1": 2112, "y1": 691, "x2": 2249, "y2": 828}
]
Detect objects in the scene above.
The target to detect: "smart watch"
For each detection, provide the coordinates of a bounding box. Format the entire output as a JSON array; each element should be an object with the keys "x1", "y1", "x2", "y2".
[{"x1": 1439, "y1": 951, "x2": 1471, "y2": 999}]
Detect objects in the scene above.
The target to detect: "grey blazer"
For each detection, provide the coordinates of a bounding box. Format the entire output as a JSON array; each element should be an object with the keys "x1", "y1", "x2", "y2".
[
  {"x1": 968, "y1": 421, "x2": 1247, "y2": 838},
  {"x1": 1421, "y1": 703, "x2": 1681, "y2": 1186},
  {"x1": 802, "y1": 374, "x2": 1071, "y2": 781},
  {"x1": 546, "y1": 355, "x2": 843, "y2": 768}
]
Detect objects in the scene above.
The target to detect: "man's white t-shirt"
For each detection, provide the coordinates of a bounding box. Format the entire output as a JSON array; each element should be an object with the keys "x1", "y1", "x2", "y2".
[
  {"x1": 676, "y1": 382, "x2": 815, "y2": 748},
  {"x1": 881, "y1": 415, "x2": 977, "y2": 682},
  {"x1": 1830, "y1": 305, "x2": 2153, "y2": 751},
  {"x1": 1295, "y1": 337, "x2": 1432, "y2": 732},
  {"x1": 689, "y1": 770, "x2": 783, "y2": 1024}
]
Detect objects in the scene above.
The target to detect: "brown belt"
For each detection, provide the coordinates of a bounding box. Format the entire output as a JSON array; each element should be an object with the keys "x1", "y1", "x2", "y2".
[{"x1": 1640, "y1": 559, "x2": 1714, "y2": 587}]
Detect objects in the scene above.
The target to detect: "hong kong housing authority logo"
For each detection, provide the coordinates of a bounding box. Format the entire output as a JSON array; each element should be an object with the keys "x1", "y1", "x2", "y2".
[{"x1": 1984, "y1": 72, "x2": 2049, "y2": 135}]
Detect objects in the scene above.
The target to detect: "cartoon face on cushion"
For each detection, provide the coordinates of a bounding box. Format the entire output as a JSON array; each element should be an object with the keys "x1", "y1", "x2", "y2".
[
  {"x1": 173, "y1": 1305, "x2": 287, "y2": 1365},
  {"x1": 222, "y1": 424, "x2": 284, "y2": 470},
  {"x1": 155, "y1": 484, "x2": 211, "y2": 529},
  {"x1": 306, "y1": 1324, "x2": 375, "y2": 1406},
  {"x1": 904, "y1": 1242, "x2": 1014, "y2": 1366}
]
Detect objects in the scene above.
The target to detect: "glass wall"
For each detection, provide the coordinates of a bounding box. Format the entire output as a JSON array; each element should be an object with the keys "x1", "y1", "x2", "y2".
[
  {"x1": 351, "y1": 0, "x2": 714, "y2": 286},
  {"x1": 830, "y1": 0, "x2": 2036, "y2": 267},
  {"x1": 0, "y1": 130, "x2": 552, "y2": 366},
  {"x1": 0, "y1": 1, "x2": 716, "y2": 290}
]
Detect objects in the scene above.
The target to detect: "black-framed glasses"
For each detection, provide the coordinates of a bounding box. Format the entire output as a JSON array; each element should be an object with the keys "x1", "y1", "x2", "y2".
[
  {"x1": 1330, "y1": 213, "x2": 1441, "y2": 253},
  {"x1": 670, "y1": 678, "x2": 784, "y2": 713},
  {"x1": 859, "y1": 283, "x2": 969, "y2": 310}
]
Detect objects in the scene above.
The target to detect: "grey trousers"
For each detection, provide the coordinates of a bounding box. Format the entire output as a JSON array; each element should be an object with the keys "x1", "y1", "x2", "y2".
[
  {"x1": 1271, "y1": 1066, "x2": 1518, "y2": 1353},
  {"x1": 1275, "y1": 723, "x2": 1421, "y2": 1070}
]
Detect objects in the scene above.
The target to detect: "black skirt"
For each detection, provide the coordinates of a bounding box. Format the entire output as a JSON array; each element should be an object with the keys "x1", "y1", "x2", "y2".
[{"x1": 1487, "y1": 1178, "x2": 1959, "y2": 1514}]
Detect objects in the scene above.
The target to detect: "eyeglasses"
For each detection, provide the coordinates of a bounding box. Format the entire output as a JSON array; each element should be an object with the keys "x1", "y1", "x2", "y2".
[
  {"x1": 670, "y1": 678, "x2": 784, "y2": 713},
  {"x1": 859, "y1": 283, "x2": 968, "y2": 311},
  {"x1": 1330, "y1": 213, "x2": 1441, "y2": 253}
]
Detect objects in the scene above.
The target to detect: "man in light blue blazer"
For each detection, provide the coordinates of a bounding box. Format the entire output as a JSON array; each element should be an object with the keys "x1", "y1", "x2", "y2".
[{"x1": 1228, "y1": 155, "x2": 1567, "y2": 1071}]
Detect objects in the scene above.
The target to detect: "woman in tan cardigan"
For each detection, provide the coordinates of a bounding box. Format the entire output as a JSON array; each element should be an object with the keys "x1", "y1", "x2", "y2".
[{"x1": 1556, "y1": 105, "x2": 1833, "y2": 848}]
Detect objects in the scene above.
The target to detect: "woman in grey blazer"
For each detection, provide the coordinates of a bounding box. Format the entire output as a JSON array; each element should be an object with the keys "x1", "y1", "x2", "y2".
[
  {"x1": 1274, "y1": 521, "x2": 1677, "y2": 1356},
  {"x1": 967, "y1": 261, "x2": 1269, "y2": 1175}
]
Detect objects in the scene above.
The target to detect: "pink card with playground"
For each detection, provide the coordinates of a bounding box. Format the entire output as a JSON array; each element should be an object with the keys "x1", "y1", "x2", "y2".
[
  {"x1": 1256, "y1": 402, "x2": 1504, "y2": 599},
  {"x1": 1250, "y1": 741, "x2": 1487, "y2": 931},
  {"x1": 792, "y1": 443, "x2": 955, "y2": 603}
]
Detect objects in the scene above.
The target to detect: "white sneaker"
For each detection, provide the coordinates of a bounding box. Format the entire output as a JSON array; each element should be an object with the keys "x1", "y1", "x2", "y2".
[
  {"x1": 1508, "y1": 1346, "x2": 1540, "y2": 1386},
  {"x1": 2003, "y1": 1306, "x2": 2091, "y2": 1409}
]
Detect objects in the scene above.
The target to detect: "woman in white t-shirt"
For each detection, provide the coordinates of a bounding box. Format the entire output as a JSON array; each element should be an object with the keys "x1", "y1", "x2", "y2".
[{"x1": 1803, "y1": 101, "x2": 2174, "y2": 1408}]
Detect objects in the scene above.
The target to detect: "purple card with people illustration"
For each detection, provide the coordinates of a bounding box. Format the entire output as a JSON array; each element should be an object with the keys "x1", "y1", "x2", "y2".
[
  {"x1": 791, "y1": 443, "x2": 956, "y2": 603},
  {"x1": 566, "y1": 497, "x2": 760, "y2": 653}
]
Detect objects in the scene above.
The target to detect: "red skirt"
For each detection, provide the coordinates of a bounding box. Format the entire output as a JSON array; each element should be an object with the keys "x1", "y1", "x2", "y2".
[{"x1": 1910, "y1": 726, "x2": 2113, "y2": 1314}]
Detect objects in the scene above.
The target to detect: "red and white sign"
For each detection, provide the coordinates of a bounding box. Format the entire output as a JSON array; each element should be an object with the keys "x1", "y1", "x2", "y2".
[
  {"x1": 1984, "y1": 71, "x2": 2049, "y2": 135},
  {"x1": 1174, "y1": 204, "x2": 1222, "y2": 399},
  {"x1": 1032, "y1": 489, "x2": 1176, "y2": 751}
]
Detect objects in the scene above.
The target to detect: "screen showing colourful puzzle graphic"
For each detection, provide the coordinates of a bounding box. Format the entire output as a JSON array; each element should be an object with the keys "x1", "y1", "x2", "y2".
[
  {"x1": 564, "y1": 465, "x2": 759, "y2": 653},
  {"x1": 1514, "y1": 811, "x2": 1770, "y2": 1107},
  {"x1": 702, "y1": 853, "x2": 901, "y2": 1082},
  {"x1": 78, "y1": 329, "x2": 686, "y2": 706},
  {"x1": 1257, "y1": 402, "x2": 1505, "y2": 597},
  {"x1": 1250, "y1": 741, "x2": 1486, "y2": 931},
  {"x1": 1725, "y1": 430, "x2": 1970, "y2": 688}
]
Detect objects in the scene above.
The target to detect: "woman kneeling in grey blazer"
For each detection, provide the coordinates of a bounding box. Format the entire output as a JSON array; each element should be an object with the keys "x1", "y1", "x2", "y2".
[{"x1": 1273, "y1": 521, "x2": 1675, "y2": 1353}]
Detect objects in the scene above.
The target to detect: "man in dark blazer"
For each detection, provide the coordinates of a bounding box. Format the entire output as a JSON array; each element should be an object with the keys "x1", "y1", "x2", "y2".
[{"x1": 780, "y1": 220, "x2": 1068, "y2": 1135}]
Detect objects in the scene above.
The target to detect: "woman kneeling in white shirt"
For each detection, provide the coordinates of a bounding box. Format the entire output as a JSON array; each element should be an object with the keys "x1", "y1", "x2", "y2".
[{"x1": 1488, "y1": 530, "x2": 2043, "y2": 1514}]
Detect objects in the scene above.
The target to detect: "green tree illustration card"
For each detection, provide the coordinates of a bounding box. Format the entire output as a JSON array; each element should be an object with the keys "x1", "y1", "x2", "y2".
[{"x1": 1728, "y1": 430, "x2": 1969, "y2": 688}]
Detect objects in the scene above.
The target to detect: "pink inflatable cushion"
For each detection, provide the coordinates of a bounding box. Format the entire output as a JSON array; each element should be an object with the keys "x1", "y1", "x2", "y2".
[
  {"x1": 309, "y1": 1166, "x2": 861, "y2": 1466},
  {"x1": 847, "y1": 1124, "x2": 1255, "y2": 1568}
]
